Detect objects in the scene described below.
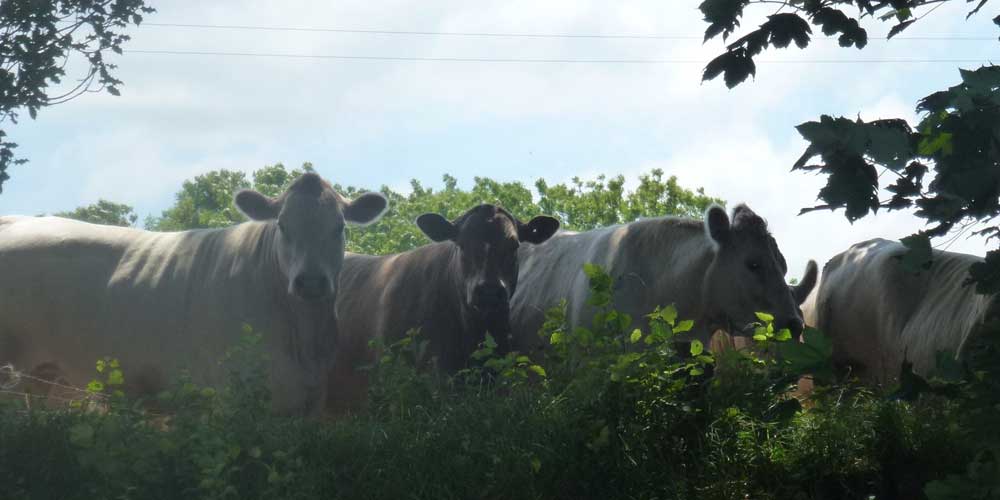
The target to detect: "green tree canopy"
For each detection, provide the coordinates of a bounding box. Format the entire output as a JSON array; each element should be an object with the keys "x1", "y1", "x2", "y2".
[
  {"x1": 0, "y1": 0, "x2": 154, "y2": 193},
  {"x1": 55, "y1": 199, "x2": 137, "y2": 227},
  {"x1": 148, "y1": 163, "x2": 723, "y2": 255},
  {"x1": 146, "y1": 163, "x2": 315, "y2": 231}
]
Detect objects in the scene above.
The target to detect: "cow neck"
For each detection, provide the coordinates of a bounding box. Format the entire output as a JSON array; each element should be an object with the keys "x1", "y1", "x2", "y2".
[
  {"x1": 438, "y1": 241, "x2": 468, "y2": 327},
  {"x1": 258, "y1": 221, "x2": 337, "y2": 365},
  {"x1": 625, "y1": 218, "x2": 713, "y2": 332}
]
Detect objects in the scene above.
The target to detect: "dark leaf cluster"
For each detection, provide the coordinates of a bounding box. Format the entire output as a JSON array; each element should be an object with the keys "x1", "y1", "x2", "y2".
[
  {"x1": 700, "y1": 0, "x2": 989, "y2": 87},
  {"x1": 0, "y1": 0, "x2": 154, "y2": 193},
  {"x1": 793, "y1": 66, "x2": 1000, "y2": 289}
]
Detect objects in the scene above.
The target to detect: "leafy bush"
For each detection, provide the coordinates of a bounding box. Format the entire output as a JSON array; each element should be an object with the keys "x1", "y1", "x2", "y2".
[{"x1": 1, "y1": 266, "x2": 995, "y2": 499}]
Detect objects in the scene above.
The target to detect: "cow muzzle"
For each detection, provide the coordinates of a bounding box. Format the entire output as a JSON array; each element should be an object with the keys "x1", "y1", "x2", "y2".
[
  {"x1": 292, "y1": 273, "x2": 332, "y2": 301},
  {"x1": 471, "y1": 282, "x2": 509, "y2": 314},
  {"x1": 778, "y1": 317, "x2": 805, "y2": 340}
]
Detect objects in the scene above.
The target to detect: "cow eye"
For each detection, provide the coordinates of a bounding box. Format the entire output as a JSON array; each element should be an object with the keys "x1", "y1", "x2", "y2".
[{"x1": 746, "y1": 260, "x2": 761, "y2": 271}]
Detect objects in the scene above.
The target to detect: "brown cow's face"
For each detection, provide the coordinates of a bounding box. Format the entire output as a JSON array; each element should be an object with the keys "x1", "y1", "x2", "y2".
[
  {"x1": 418, "y1": 205, "x2": 559, "y2": 351},
  {"x1": 235, "y1": 173, "x2": 387, "y2": 301},
  {"x1": 702, "y1": 204, "x2": 816, "y2": 339}
]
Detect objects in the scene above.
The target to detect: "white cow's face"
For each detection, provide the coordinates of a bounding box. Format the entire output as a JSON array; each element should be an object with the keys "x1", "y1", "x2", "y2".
[
  {"x1": 702, "y1": 204, "x2": 816, "y2": 338},
  {"x1": 235, "y1": 173, "x2": 387, "y2": 301}
]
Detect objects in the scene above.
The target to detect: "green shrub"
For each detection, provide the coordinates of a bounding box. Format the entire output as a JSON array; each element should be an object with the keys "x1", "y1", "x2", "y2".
[{"x1": 0, "y1": 266, "x2": 994, "y2": 499}]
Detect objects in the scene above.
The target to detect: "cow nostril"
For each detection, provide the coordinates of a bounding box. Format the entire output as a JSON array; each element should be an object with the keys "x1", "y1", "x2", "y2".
[
  {"x1": 784, "y1": 318, "x2": 805, "y2": 339},
  {"x1": 473, "y1": 284, "x2": 508, "y2": 309},
  {"x1": 294, "y1": 274, "x2": 330, "y2": 298}
]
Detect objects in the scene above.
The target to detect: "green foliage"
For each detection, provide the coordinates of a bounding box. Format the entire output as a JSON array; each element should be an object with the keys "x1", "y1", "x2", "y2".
[
  {"x1": 3, "y1": 264, "x2": 994, "y2": 499},
  {"x1": 56, "y1": 199, "x2": 138, "y2": 227},
  {"x1": 699, "y1": 0, "x2": 989, "y2": 88},
  {"x1": 345, "y1": 169, "x2": 720, "y2": 255},
  {"x1": 535, "y1": 169, "x2": 722, "y2": 231},
  {"x1": 0, "y1": 0, "x2": 154, "y2": 192},
  {"x1": 151, "y1": 165, "x2": 721, "y2": 255},
  {"x1": 793, "y1": 66, "x2": 1000, "y2": 292},
  {"x1": 146, "y1": 163, "x2": 314, "y2": 231}
]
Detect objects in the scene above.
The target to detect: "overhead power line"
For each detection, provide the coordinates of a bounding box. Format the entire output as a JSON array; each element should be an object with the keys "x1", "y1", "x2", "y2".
[
  {"x1": 126, "y1": 49, "x2": 994, "y2": 64},
  {"x1": 142, "y1": 22, "x2": 996, "y2": 41}
]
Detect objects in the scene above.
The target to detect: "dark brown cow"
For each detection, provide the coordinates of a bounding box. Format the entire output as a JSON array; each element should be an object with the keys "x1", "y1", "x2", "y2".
[{"x1": 328, "y1": 204, "x2": 559, "y2": 412}]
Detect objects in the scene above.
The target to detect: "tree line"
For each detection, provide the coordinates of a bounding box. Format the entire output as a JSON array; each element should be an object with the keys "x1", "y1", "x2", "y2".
[{"x1": 55, "y1": 164, "x2": 723, "y2": 255}]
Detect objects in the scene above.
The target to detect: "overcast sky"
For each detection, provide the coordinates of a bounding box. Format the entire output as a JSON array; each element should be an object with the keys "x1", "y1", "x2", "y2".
[{"x1": 1, "y1": 1, "x2": 997, "y2": 276}]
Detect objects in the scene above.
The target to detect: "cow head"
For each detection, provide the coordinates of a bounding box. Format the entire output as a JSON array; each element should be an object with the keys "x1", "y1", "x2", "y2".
[
  {"x1": 417, "y1": 204, "x2": 559, "y2": 351},
  {"x1": 702, "y1": 204, "x2": 816, "y2": 339},
  {"x1": 235, "y1": 173, "x2": 388, "y2": 301}
]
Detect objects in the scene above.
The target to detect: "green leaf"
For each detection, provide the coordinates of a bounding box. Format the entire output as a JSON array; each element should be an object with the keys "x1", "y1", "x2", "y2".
[
  {"x1": 887, "y1": 19, "x2": 915, "y2": 39},
  {"x1": 774, "y1": 328, "x2": 792, "y2": 342},
  {"x1": 754, "y1": 311, "x2": 774, "y2": 323},
  {"x1": 550, "y1": 332, "x2": 564, "y2": 345},
  {"x1": 674, "y1": 319, "x2": 694, "y2": 333},
  {"x1": 703, "y1": 48, "x2": 757, "y2": 88},
  {"x1": 777, "y1": 327, "x2": 834, "y2": 380},
  {"x1": 96, "y1": 359, "x2": 106, "y2": 373},
  {"x1": 689, "y1": 366, "x2": 705, "y2": 377},
  {"x1": 107, "y1": 369, "x2": 124, "y2": 386},
  {"x1": 753, "y1": 334, "x2": 767, "y2": 342},
  {"x1": 661, "y1": 304, "x2": 678, "y2": 326},
  {"x1": 627, "y1": 329, "x2": 642, "y2": 344},
  {"x1": 87, "y1": 380, "x2": 104, "y2": 393},
  {"x1": 530, "y1": 456, "x2": 542, "y2": 474},
  {"x1": 917, "y1": 132, "x2": 953, "y2": 156},
  {"x1": 529, "y1": 365, "x2": 547, "y2": 378},
  {"x1": 690, "y1": 340, "x2": 704, "y2": 356}
]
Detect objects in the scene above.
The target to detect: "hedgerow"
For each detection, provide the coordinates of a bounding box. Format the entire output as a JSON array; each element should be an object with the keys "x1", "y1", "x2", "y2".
[{"x1": 1, "y1": 265, "x2": 996, "y2": 499}]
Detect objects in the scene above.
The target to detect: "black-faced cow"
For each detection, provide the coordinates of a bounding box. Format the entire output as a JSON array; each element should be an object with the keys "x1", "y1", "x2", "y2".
[{"x1": 328, "y1": 204, "x2": 559, "y2": 412}]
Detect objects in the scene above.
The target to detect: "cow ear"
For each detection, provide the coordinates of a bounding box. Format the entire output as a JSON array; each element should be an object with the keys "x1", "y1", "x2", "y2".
[
  {"x1": 519, "y1": 216, "x2": 560, "y2": 244},
  {"x1": 344, "y1": 192, "x2": 388, "y2": 226},
  {"x1": 705, "y1": 205, "x2": 730, "y2": 246},
  {"x1": 791, "y1": 260, "x2": 819, "y2": 305},
  {"x1": 417, "y1": 213, "x2": 458, "y2": 242},
  {"x1": 235, "y1": 190, "x2": 280, "y2": 221}
]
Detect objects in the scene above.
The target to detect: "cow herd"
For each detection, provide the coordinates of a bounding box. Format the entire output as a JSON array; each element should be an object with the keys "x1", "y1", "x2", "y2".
[{"x1": 0, "y1": 173, "x2": 994, "y2": 416}]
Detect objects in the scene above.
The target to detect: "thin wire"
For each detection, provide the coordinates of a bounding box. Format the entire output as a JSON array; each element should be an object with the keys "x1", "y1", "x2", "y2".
[
  {"x1": 125, "y1": 49, "x2": 994, "y2": 64},
  {"x1": 140, "y1": 22, "x2": 997, "y2": 41}
]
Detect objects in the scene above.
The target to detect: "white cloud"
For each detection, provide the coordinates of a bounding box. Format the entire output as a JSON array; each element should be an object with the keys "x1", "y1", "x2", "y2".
[{"x1": 1, "y1": 0, "x2": 995, "y2": 270}]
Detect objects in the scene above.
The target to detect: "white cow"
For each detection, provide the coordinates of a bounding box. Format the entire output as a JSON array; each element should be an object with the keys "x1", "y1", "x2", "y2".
[
  {"x1": 0, "y1": 173, "x2": 387, "y2": 415},
  {"x1": 801, "y1": 238, "x2": 996, "y2": 384},
  {"x1": 510, "y1": 204, "x2": 817, "y2": 353}
]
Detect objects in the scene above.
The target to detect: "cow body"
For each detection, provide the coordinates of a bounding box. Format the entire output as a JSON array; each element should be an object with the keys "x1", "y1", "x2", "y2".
[
  {"x1": 803, "y1": 238, "x2": 995, "y2": 384},
  {"x1": 511, "y1": 204, "x2": 815, "y2": 353},
  {"x1": 334, "y1": 244, "x2": 469, "y2": 374},
  {"x1": 327, "y1": 204, "x2": 558, "y2": 413},
  {"x1": 0, "y1": 174, "x2": 387, "y2": 415}
]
